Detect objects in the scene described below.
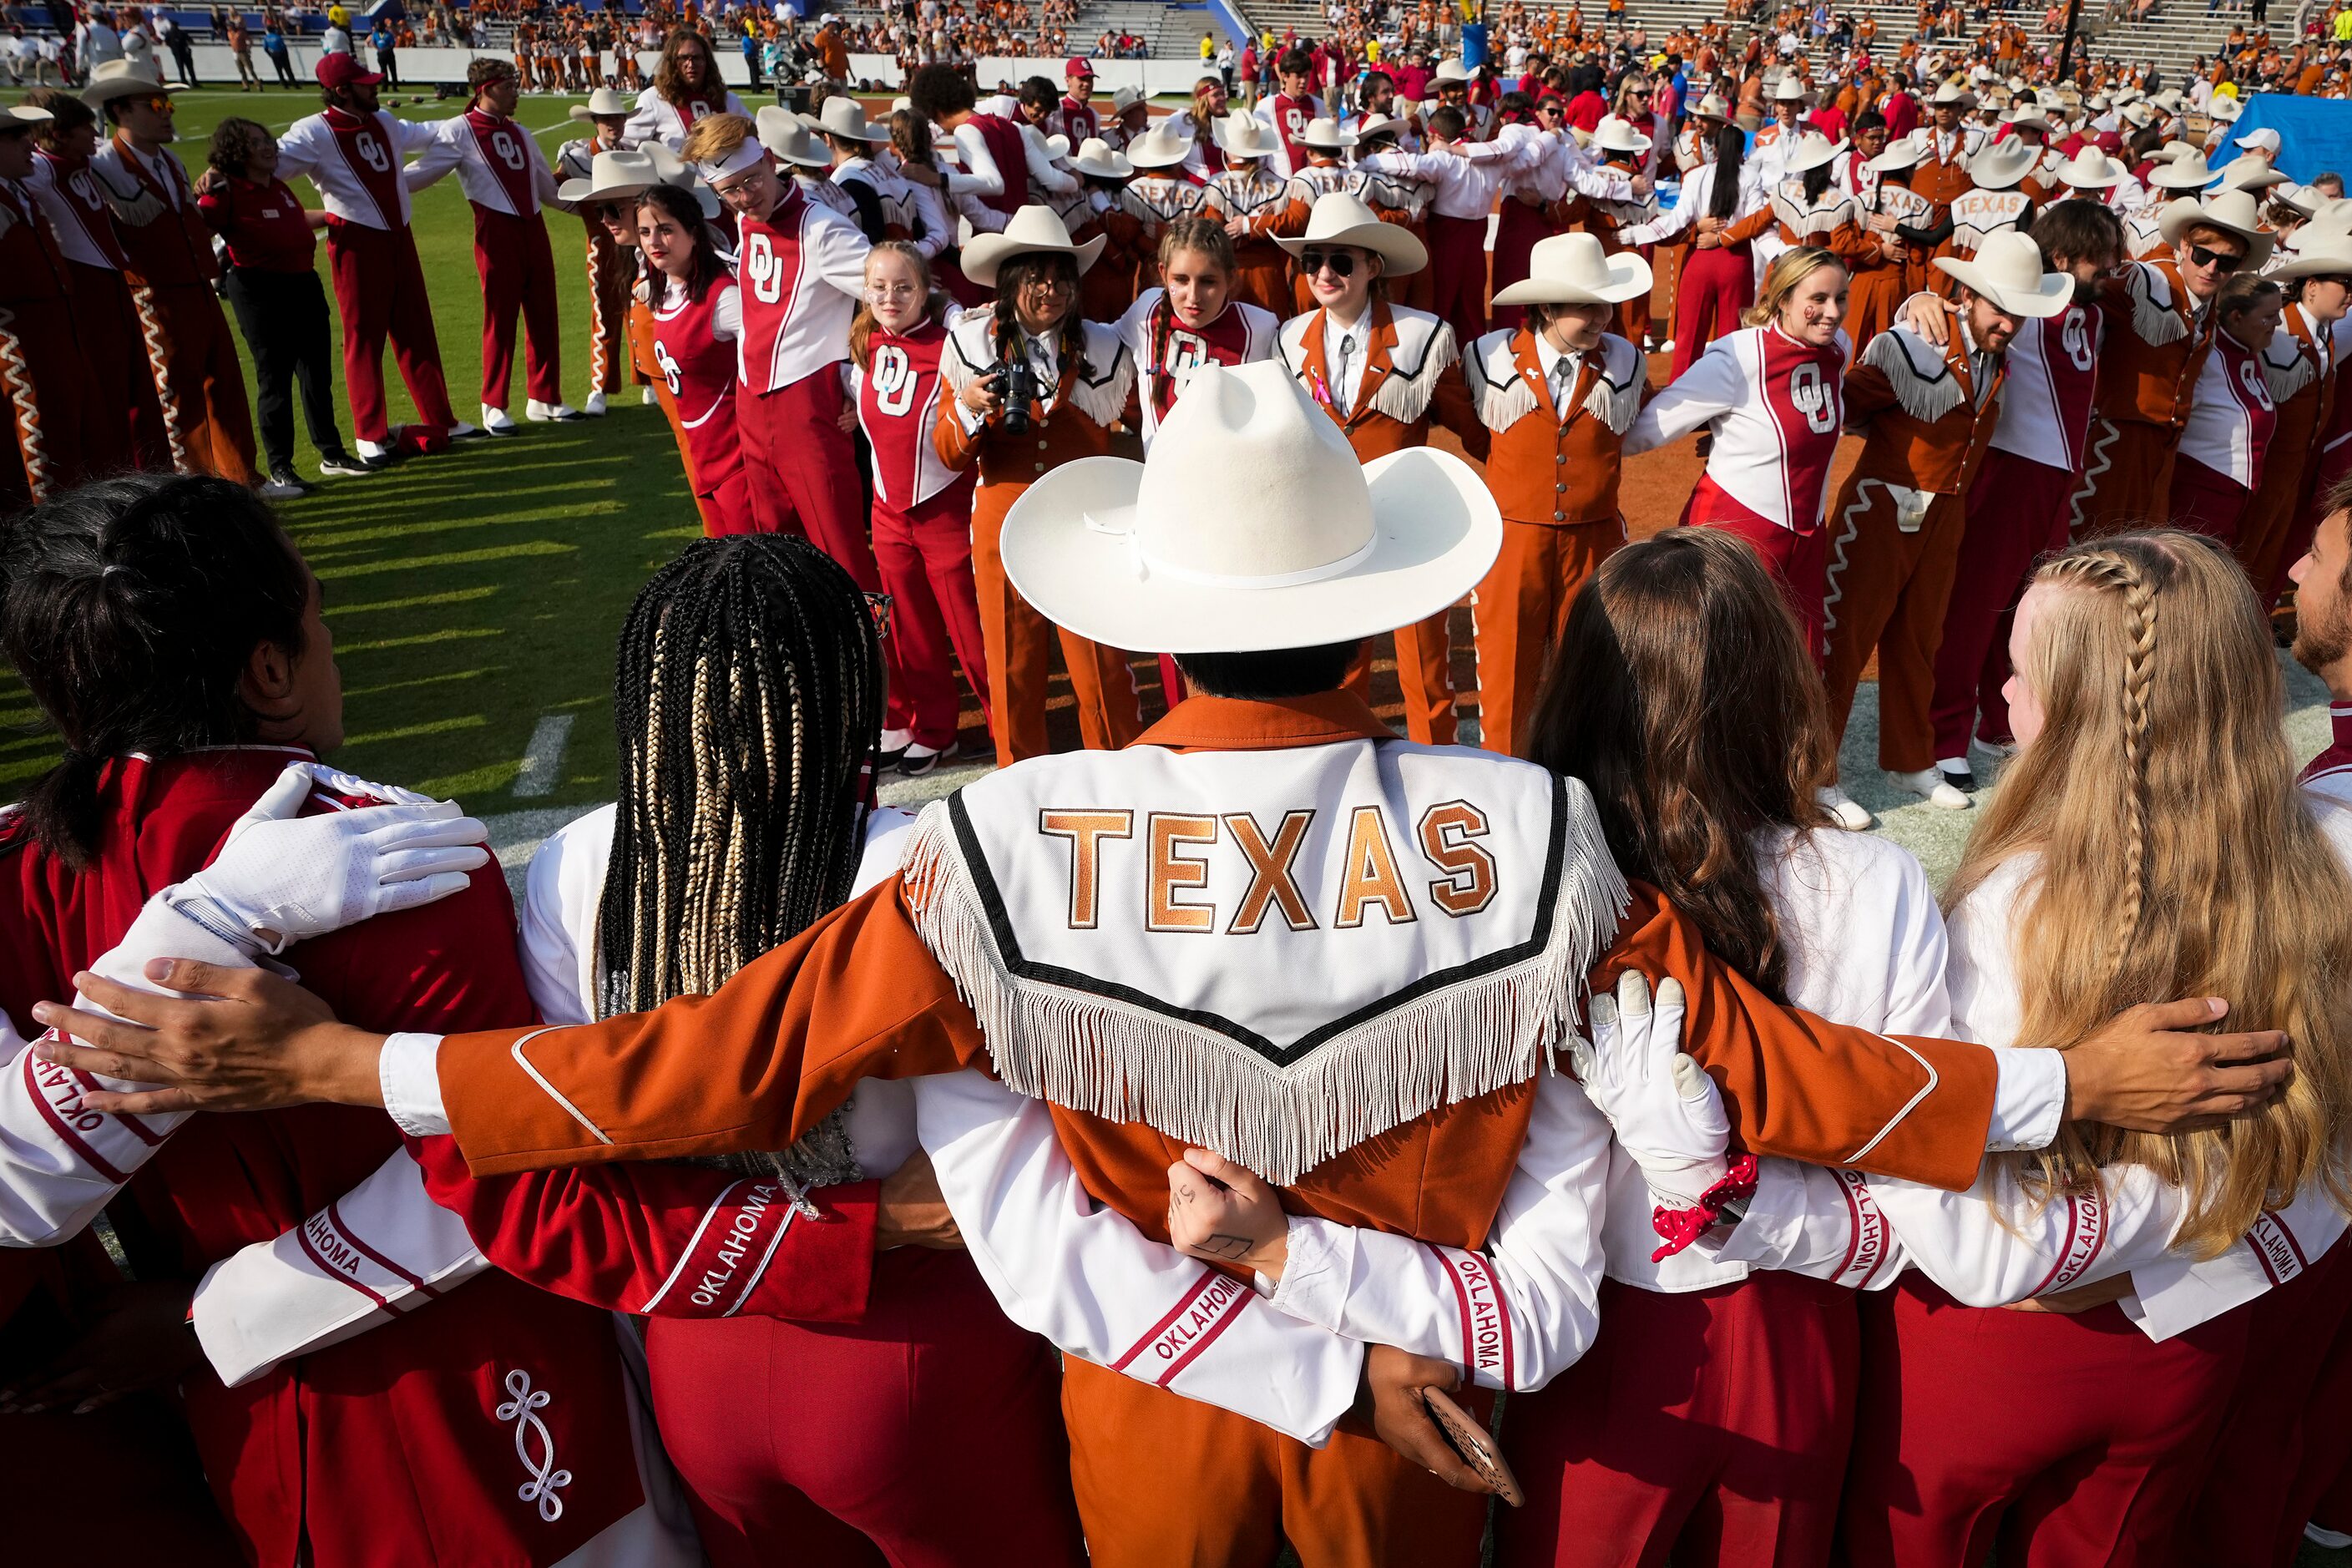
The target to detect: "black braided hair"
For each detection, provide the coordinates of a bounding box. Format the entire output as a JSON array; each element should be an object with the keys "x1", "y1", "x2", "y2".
[
  {"x1": 594, "y1": 534, "x2": 884, "y2": 1019},
  {"x1": 992, "y1": 250, "x2": 1095, "y2": 388},
  {"x1": 0, "y1": 473, "x2": 311, "y2": 867}
]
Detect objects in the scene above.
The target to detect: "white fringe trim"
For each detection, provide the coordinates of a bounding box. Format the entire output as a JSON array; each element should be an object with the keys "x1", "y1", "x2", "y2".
[
  {"x1": 1364, "y1": 316, "x2": 1458, "y2": 427},
  {"x1": 90, "y1": 165, "x2": 168, "y2": 230},
  {"x1": 2130, "y1": 265, "x2": 2189, "y2": 347},
  {"x1": 1465, "y1": 337, "x2": 1538, "y2": 431},
  {"x1": 2262, "y1": 341, "x2": 2319, "y2": 404},
  {"x1": 1861, "y1": 328, "x2": 1966, "y2": 424},
  {"x1": 1772, "y1": 189, "x2": 1857, "y2": 240},
  {"x1": 898, "y1": 792, "x2": 1631, "y2": 1185},
  {"x1": 1582, "y1": 341, "x2": 1646, "y2": 434}
]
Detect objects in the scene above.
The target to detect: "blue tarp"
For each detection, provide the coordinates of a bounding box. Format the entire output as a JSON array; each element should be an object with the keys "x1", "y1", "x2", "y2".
[{"x1": 2225, "y1": 93, "x2": 2352, "y2": 184}]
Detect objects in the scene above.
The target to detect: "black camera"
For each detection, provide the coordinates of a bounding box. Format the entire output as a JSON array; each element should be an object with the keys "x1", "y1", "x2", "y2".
[{"x1": 994, "y1": 357, "x2": 1039, "y2": 436}]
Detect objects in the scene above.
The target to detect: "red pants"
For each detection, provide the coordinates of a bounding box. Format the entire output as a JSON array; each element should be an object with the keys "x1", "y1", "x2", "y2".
[
  {"x1": 0, "y1": 294, "x2": 101, "y2": 505},
  {"x1": 738, "y1": 369, "x2": 915, "y2": 731},
  {"x1": 472, "y1": 205, "x2": 564, "y2": 411},
  {"x1": 1489, "y1": 199, "x2": 1552, "y2": 333},
  {"x1": 1497, "y1": 1272, "x2": 1857, "y2": 1568},
  {"x1": 2167, "y1": 453, "x2": 2255, "y2": 546},
  {"x1": 873, "y1": 477, "x2": 989, "y2": 749},
  {"x1": 1426, "y1": 212, "x2": 1490, "y2": 352},
  {"x1": 2183, "y1": 1236, "x2": 2352, "y2": 1567},
  {"x1": 582, "y1": 220, "x2": 637, "y2": 396},
  {"x1": 67, "y1": 260, "x2": 168, "y2": 472},
  {"x1": 134, "y1": 280, "x2": 258, "y2": 484},
  {"x1": 1669, "y1": 245, "x2": 1754, "y2": 380},
  {"x1": 1683, "y1": 512, "x2": 1828, "y2": 660},
  {"x1": 1472, "y1": 516, "x2": 1624, "y2": 756},
  {"x1": 326, "y1": 219, "x2": 458, "y2": 443},
  {"x1": 697, "y1": 469, "x2": 756, "y2": 537},
  {"x1": 2071, "y1": 416, "x2": 2176, "y2": 539},
  {"x1": 1930, "y1": 448, "x2": 2076, "y2": 761},
  {"x1": 645, "y1": 1248, "x2": 1085, "y2": 1568},
  {"x1": 1839, "y1": 1275, "x2": 2248, "y2": 1568},
  {"x1": 1821, "y1": 480, "x2": 1971, "y2": 774}
]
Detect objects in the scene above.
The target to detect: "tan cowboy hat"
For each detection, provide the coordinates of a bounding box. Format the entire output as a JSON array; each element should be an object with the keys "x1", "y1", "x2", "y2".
[
  {"x1": 2003, "y1": 105, "x2": 2051, "y2": 136},
  {"x1": 1782, "y1": 132, "x2": 1846, "y2": 177},
  {"x1": 1966, "y1": 136, "x2": 2038, "y2": 191},
  {"x1": 1298, "y1": 115, "x2": 1359, "y2": 151},
  {"x1": 1935, "y1": 230, "x2": 2072, "y2": 318},
  {"x1": 2159, "y1": 188, "x2": 2277, "y2": 268},
  {"x1": 1434, "y1": 57, "x2": 1474, "y2": 83},
  {"x1": 557, "y1": 146, "x2": 719, "y2": 217},
  {"x1": 2211, "y1": 95, "x2": 2244, "y2": 124},
  {"x1": 1274, "y1": 190, "x2": 1427, "y2": 275},
  {"x1": 1111, "y1": 84, "x2": 1147, "y2": 114},
  {"x1": 1069, "y1": 136, "x2": 1132, "y2": 180},
  {"x1": 1123, "y1": 124, "x2": 1193, "y2": 168},
  {"x1": 2120, "y1": 101, "x2": 2156, "y2": 129},
  {"x1": 1214, "y1": 109, "x2": 1279, "y2": 159},
  {"x1": 1928, "y1": 78, "x2": 1977, "y2": 109},
  {"x1": 961, "y1": 204, "x2": 1106, "y2": 286},
  {"x1": 1491, "y1": 230, "x2": 1652, "y2": 306},
  {"x1": 1689, "y1": 91, "x2": 1731, "y2": 121},
  {"x1": 1594, "y1": 115, "x2": 1652, "y2": 156},
  {"x1": 2148, "y1": 152, "x2": 2221, "y2": 190},
  {"x1": 2218, "y1": 152, "x2": 2289, "y2": 195},
  {"x1": 807, "y1": 96, "x2": 885, "y2": 143},
  {"x1": 756, "y1": 105, "x2": 833, "y2": 168},
  {"x1": 2049, "y1": 147, "x2": 2125, "y2": 190},
  {"x1": 569, "y1": 87, "x2": 635, "y2": 120},
  {"x1": 82, "y1": 58, "x2": 185, "y2": 105},
  {"x1": 2274, "y1": 181, "x2": 2327, "y2": 217},
  {"x1": 2272, "y1": 233, "x2": 2352, "y2": 278},
  {"x1": 998, "y1": 361, "x2": 1499, "y2": 654}
]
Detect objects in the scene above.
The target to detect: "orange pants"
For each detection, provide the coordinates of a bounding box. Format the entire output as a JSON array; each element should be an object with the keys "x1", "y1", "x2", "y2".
[
  {"x1": 972, "y1": 488, "x2": 1144, "y2": 764},
  {"x1": 2071, "y1": 417, "x2": 2178, "y2": 539},
  {"x1": 1843, "y1": 262, "x2": 1909, "y2": 367},
  {"x1": 1473, "y1": 517, "x2": 1626, "y2": 756},
  {"x1": 1821, "y1": 479, "x2": 1970, "y2": 775},
  {"x1": 582, "y1": 222, "x2": 637, "y2": 396},
  {"x1": 1393, "y1": 609, "x2": 1459, "y2": 746},
  {"x1": 134, "y1": 280, "x2": 257, "y2": 484},
  {"x1": 1060, "y1": 1358, "x2": 1490, "y2": 1568}
]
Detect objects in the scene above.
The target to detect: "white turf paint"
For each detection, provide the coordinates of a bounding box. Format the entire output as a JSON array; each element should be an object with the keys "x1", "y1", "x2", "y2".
[{"x1": 513, "y1": 713, "x2": 575, "y2": 799}]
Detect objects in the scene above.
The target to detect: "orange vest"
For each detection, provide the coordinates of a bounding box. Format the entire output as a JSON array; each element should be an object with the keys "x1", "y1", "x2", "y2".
[
  {"x1": 2096, "y1": 258, "x2": 2213, "y2": 431},
  {"x1": 1471, "y1": 329, "x2": 1645, "y2": 526}
]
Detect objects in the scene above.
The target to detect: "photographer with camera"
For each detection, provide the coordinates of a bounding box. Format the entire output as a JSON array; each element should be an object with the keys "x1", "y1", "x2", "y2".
[{"x1": 936, "y1": 205, "x2": 1144, "y2": 765}]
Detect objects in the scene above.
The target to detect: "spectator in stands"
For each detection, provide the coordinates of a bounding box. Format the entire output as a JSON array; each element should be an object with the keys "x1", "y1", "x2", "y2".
[
  {"x1": 371, "y1": 15, "x2": 397, "y2": 87},
  {"x1": 261, "y1": 13, "x2": 294, "y2": 84},
  {"x1": 321, "y1": 4, "x2": 350, "y2": 56}
]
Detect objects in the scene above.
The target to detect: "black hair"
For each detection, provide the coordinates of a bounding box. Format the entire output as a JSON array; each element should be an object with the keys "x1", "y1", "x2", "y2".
[
  {"x1": 908, "y1": 63, "x2": 977, "y2": 121},
  {"x1": 1853, "y1": 108, "x2": 1886, "y2": 135},
  {"x1": 1428, "y1": 104, "x2": 1468, "y2": 139},
  {"x1": 0, "y1": 474, "x2": 311, "y2": 867},
  {"x1": 594, "y1": 535, "x2": 883, "y2": 1019},
  {"x1": 1802, "y1": 161, "x2": 1834, "y2": 202},
  {"x1": 992, "y1": 252, "x2": 1094, "y2": 384},
  {"x1": 1707, "y1": 122, "x2": 1747, "y2": 221},
  {"x1": 1174, "y1": 641, "x2": 1363, "y2": 700}
]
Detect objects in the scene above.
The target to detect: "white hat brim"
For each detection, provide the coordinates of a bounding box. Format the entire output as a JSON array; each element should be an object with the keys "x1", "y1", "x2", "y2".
[
  {"x1": 1491, "y1": 249, "x2": 1653, "y2": 306},
  {"x1": 1931, "y1": 257, "x2": 2073, "y2": 318},
  {"x1": 961, "y1": 230, "x2": 1108, "y2": 286},
  {"x1": 1073, "y1": 153, "x2": 1134, "y2": 179},
  {"x1": 2159, "y1": 199, "x2": 2276, "y2": 266},
  {"x1": 1125, "y1": 139, "x2": 1191, "y2": 168},
  {"x1": 999, "y1": 448, "x2": 1501, "y2": 653},
  {"x1": 83, "y1": 78, "x2": 186, "y2": 104},
  {"x1": 1275, "y1": 220, "x2": 1427, "y2": 276}
]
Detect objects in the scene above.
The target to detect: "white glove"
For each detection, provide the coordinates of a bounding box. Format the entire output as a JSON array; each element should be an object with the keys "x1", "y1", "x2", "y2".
[
  {"x1": 1566, "y1": 971, "x2": 1729, "y2": 1209},
  {"x1": 165, "y1": 764, "x2": 493, "y2": 954}
]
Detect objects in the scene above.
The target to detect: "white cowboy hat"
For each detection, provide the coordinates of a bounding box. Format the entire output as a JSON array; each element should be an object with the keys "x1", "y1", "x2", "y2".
[
  {"x1": 1111, "y1": 85, "x2": 1147, "y2": 114},
  {"x1": 1298, "y1": 115, "x2": 1358, "y2": 150},
  {"x1": 2159, "y1": 187, "x2": 2277, "y2": 268},
  {"x1": 2003, "y1": 106, "x2": 2052, "y2": 136},
  {"x1": 1353, "y1": 113, "x2": 1408, "y2": 143},
  {"x1": 557, "y1": 146, "x2": 720, "y2": 217},
  {"x1": 3, "y1": 104, "x2": 52, "y2": 127},
  {"x1": 1274, "y1": 190, "x2": 1427, "y2": 275},
  {"x1": 2274, "y1": 181, "x2": 2325, "y2": 216},
  {"x1": 1770, "y1": 75, "x2": 1811, "y2": 104},
  {"x1": 1934, "y1": 230, "x2": 2072, "y2": 318},
  {"x1": 569, "y1": 87, "x2": 635, "y2": 120},
  {"x1": 1044, "y1": 133, "x2": 1073, "y2": 161},
  {"x1": 807, "y1": 96, "x2": 885, "y2": 142},
  {"x1": 1688, "y1": 91, "x2": 1731, "y2": 120},
  {"x1": 2219, "y1": 152, "x2": 2289, "y2": 194},
  {"x1": 1069, "y1": 136, "x2": 1132, "y2": 180},
  {"x1": 2211, "y1": 96, "x2": 2244, "y2": 124},
  {"x1": 1214, "y1": 109, "x2": 1279, "y2": 158},
  {"x1": 2049, "y1": 147, "x2": 2125, "y2": 190},
  {"x1": 82, "y1": 58, "x2": 185, "y2": 104},
  {"x1": 1782, "y1": 131, "x2": 1846, "y2": 176},
  {"x1": 1594, "y1": 114, "x2": 1652, "y2": 156},
  {"x1": 756, "y1": 105, "x2": 833, "y2": 168},
  {"x1": 1491, "y1": 230, "x2": 1652, "y2": 306},
  {"x1": 1434, "y1": 57, "x2": 1474, "y2": 83},
  {"x1": 998, "y1": 360, "x2": 1499, "y2": 654},
  {"x1": 1966, "y1": 136, "x2": 2038, "y2": 191},
  {"x1": 2147, "y1": 152, "x2": 2222, "y2": 190},
  {"x1": 2120, "y1": 101, "x2": 2156, "y2": 129},
  {"x1": 1929, "y1": 78, "x2": 1977, "y2": 108},
  {"x1": 1122, "y1": 124, "x2": 1192, "y2": 168},
  {"x1": 960, "y1": 204, "x2": 1106, "y2": 286},
  {"x1": 1866, "y1": 134, "x2": 1927, "y2": 174},
  {"x1": 2272, "y1": 233, "x2": 2352, "y2": 279}
]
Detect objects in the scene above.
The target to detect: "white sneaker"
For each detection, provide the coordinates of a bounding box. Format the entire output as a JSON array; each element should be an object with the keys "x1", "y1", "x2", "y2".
[
  {"x1": 356, "y1": 437, "x2": 395, "y2": 461},
  {"x1": 527, "y1": 398, "x2": 587, "y2": 422},
  {"x1": 481, "y1": 404, "x2": 521, "y2": 434},
  {"x1": 583, "y1": 390, "x2": 609, "y2": 417},
  {"x1": 1818, "y1": 784, "x2": 1874, "y2": 831},
  {"x1": 2306, "y1": 1522, "x2": 2352, "y2": 1550},
  {"x1": 1889, "y1": 767, "x2": 1972, "y2": 810},
  {"x1": 641, "y1": 385, "x2": 660, "y2": 406},
  {"x1": 1972, "y1": 735, "x2": 2018, "y2": 760},
  {"x1": 1658, "y1": 338, "x2": 1676, "y2": 354}
]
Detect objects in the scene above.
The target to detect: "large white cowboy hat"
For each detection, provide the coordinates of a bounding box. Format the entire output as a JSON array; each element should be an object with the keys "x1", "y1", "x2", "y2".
[
  {"x1": 961, "y1": 204, "x2": 1106, "y2": 286},
  {"x1": 1122, "y1": 124, "x2": 1193, "y2": 168},
  {"x1": 1779, "y1": 131, "x2": 1845, "y2": 177},
  {"x1": 1594, "y1": 114, "x2": 1653, "y2": 156},
  {"x1": 2002, "y1": 104, "x2": 2052, "y2": 136},
  {"x1": 1044, "y1": 133, "x2": 1073, "y2": 161},
  {"x1": 1866, "y1": 133, "x2": 1927, "y2": 174},
  {"x1": 2147, "y1": 152, "x2": 2221, "y2": 190},
  {"x1": 998, "y1": 360, "x2": 1499, "y2": 655},
  {"x1": 2049, "y1": 147, "x2": 2125, "y2": 190},
  {"x1": 1928, "y1": 78, "x2": 1977, "y2": 109},
  {"x1": 1069, "y1": 136, "x2": 1132, "y2": 180},
  {"x1": 569, "y1": 88, "x2": 635, "y2": 120},
  {"x1": 1111, "y1": 84, "x2": 1148, "y2": 114},
  {"x1": 82, "y1": 58, "x2": 185, "y2": 105},
  {"x1": 2159, "y1": 187, "x2": 2277, "y2": 268},
  {"x1": 558, "y1": 146, "x2": 721, "y2": 218},
  {"x1": 1434, "y1": 57, "x2": 1474, "y2": 83},
  {"x1": 1770, "y1": 75, "x2": 1812, "y2": 104},
  {"x1": 1688, "y1": 91, "x2": 1731, "y2": 121},
  {"x1": 1966, "y1": 136, "x2": 2039, "y2": 191},
  {"x1": 756, "y1": 105, "x2": 834, "y2": 168},
  {"x1": 2272, "y1": 232, "x2": 2352, "y2": 279},
  {"x1": 2274, "y1": 180, "x2": 2327, "y2": 216},
  {"x1": 2218, "y1": 152, "x2": 2289, "y2": 195},
  {"x1": 1298, "y1": 115, "x2": 1359, "y2": 150},
  {"x1": 2210, "y1": 96, "x2": 2245, "y2": 124},
  {"x1": 3, "y1": 104, "x2": 51, "y2": 127},
  {"x1": 1214, "y1": 109, "x2": 1279, "y2": 159},
  {"x1": 807, "y1": 96, "x2": 886, "y2": 142},
  {"x1": 1353, "y1": 113, "x2": 1408, "y2": 144},
  {"x1": 2120, "y1": 101, "x2": 2157, "y2": 129},
  {"x1": 1275, "y1": 190, "x2": 1428, "y2": 275},
  {"x1": 1491, "y1": 230, "x2": 1652, "y2": 306},
  {"x1": 1934, "y1": 230, "x2": 2072, "y2": 318}
]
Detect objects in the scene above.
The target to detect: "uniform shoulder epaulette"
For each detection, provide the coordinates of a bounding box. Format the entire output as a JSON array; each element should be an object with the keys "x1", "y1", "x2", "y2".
[
  {"x1": 86, "y1": 150, "x2": 167, "y2": 228},
  {"x1": 2127, "y1": 259, "x2": 2188, "y2": 346},
  {"x1": 2260, "y1": 327, "x2": 2320, "y2": 403},
  {"x1": 1365, "y1": 307, "x2": 1455, "y2": 426},
  {"x1": 1064, "y1": 320, "x2": 1135, "y2": 426},
  {"x1": 1860, "y1": 324, "x2": 1967, "y2": 423},
  {"x1": 1463, "y1": 327, "x2": 1538, "y2": 431}
]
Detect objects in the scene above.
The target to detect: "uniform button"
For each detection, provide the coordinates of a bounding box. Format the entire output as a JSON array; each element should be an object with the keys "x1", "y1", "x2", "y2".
[
  {"x1": 1555, "y1": 482, "x2": 1567, "y2": 493},
  {"x1": 1555, "y1": 453, "x2": 1566, "y2": 465},
  {"x1": 1034, "y1": 463, "x2": 1046, "y2": 473},
  {"x1": 1038, "y1": 439, "x2": 1049, "y2": 450},
  {"x1": 1553, "y1": 510, "x2": 1565, "y2": 521}
]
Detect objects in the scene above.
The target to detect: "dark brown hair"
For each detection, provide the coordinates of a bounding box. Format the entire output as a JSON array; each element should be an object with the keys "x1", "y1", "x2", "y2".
[
  {"x1": 635, "y1": 182, "x2": 727, "y2": 304},
  {"x1": 1525, "y1": 529, "x2": 1834, "y2": 1000}
]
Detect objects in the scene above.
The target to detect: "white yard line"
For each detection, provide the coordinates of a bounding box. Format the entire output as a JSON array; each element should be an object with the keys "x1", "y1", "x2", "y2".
[{"x1": 513, "y1": 713, "x2": 575, "y2": 798}]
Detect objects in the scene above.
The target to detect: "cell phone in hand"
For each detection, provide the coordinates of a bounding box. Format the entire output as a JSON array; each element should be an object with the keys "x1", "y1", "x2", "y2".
[{"x1": 1421, "y1": 1386, "x2": 1525, "y2": 1507}]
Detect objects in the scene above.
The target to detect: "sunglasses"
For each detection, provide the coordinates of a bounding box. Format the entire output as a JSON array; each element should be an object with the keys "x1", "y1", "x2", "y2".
[
  {"x1": 2189, "y1": 243, "x2": 2247, "y2": 273},
  {"x1": 139, "y1": 94, "x2": 176, "y2": 113},
  {"x1": 1300, "y1": 249, "x2": 1358, "y2": 277}
]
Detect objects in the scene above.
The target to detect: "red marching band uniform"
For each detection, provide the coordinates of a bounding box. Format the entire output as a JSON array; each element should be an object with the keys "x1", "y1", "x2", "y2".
[
  {"x1": 0, "y1": 169, "x2": 102, "y2": 506},
  {"x1": 650, "y1": 275, "x2": 751, "y2": 536}
]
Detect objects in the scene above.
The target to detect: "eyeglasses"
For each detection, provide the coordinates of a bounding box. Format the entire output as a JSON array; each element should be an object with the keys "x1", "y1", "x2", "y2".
[
  {"x1": 866, "y1": 281, "x2": 923, "y2": 301},
  {"x1": 139, "y1": 94, "x2": 175, "y2": 113},
  {"x1": 1019, "y1": 273, "x2": 1075, "y2": 294},
  {"x1": 2190, "y1": 243, "x2": 2247, "y2": 273},
  {"x1": 1300, "y1": 249, "x2": 1358, "y2": 277}
]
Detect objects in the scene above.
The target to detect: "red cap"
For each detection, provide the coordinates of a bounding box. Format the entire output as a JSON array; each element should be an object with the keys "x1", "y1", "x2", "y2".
[
  {"x1": 316, "y1": 52, "x2": 383, "y2": 90},
  {"x1": 1065, "y1": 57, "x2": 1095, "y2": 78}
]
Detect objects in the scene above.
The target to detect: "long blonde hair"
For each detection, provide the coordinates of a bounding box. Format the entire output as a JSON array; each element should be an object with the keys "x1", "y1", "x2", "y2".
[
  {"x1": 1950, "y1": 530, "x2": 2352, "y2": 1255},
  {"x1": 1743, "y1": 246, "x2": 1845, "y2": 329}
]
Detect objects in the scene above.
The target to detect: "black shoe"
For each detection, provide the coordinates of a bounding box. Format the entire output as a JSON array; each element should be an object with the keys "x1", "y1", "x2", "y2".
[
  {"x1": 316, "y1": 451, "x2": 372, "y2": 478},
  {"x1": 1939, "y1": 763, "x2": 1978, "y2": 792},
  {"x1": 898, "y1": 741, "x2": 959, "y2": 777},
  {"x1": 264, "y1": 468, "x2": 316, "y2": 496}
]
